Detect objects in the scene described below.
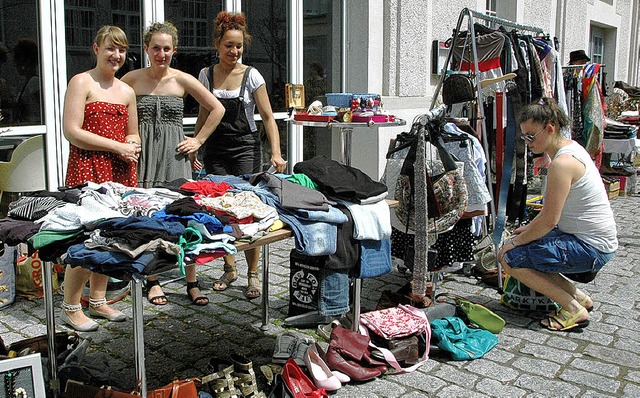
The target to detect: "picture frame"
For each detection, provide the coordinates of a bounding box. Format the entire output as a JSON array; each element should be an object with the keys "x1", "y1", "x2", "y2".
[{"x1": 0, "y1": 353, "x2": 47, "y2": 398}]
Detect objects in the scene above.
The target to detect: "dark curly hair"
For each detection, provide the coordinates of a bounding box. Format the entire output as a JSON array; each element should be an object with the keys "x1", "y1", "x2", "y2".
[{"x1": 213, "y1": 11, "x2": 252, "y2": 47}]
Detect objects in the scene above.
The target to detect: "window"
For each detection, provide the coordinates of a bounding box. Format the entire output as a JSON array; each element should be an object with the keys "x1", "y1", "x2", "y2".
[
  {"x1": 485, "y1": 0, "x2": 497, "y2": 17},
  {"x1": 65, "y1": 0, "x2": 96, "y2": 49},
  {"x1": 64, "y1": 0, "x2": 142, "y2": 81},
  {"x1": 0, "y1": 0, "x2": 43, "y2": 126},
  {"x1": 180, "y1": 0, "x2": 209, "y2": 48},
  {"x1": 591, "y1": 34, "x2": 604, "y2": 65}
]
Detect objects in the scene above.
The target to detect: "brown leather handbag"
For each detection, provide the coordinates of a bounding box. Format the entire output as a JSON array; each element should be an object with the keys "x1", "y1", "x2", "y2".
[
  {"x1": 147, "y1": 379, "x2": 198, "y2": 398},
  {"x1": 65, "y1": 380, "x2": 140, "y2": 398}
]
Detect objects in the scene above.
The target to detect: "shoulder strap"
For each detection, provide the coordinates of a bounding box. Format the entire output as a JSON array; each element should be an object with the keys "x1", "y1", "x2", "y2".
[
  {"x1": 207, "y1": 65, "x2": 214, "y2": 93},
  {"x1": 238, "y1": 66, "x2": 253, "y2": 101}
]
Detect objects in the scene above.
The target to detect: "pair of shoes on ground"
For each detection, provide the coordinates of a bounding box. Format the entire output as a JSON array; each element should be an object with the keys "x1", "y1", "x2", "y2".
[
  {"x1": 60, "y1": 299, "x2": 127, "y2": 332},
  {"x1": 212, "y1": 264, "x2": 261, "y2": 299},
  {"x1": 201, "y1": 354, "x2": 266, "y2": 398},
  {"x1": 146, "y1": 279, "x2": 209, "y2": 306},
  {"x1": 272, "y1": 331, "x2": 314, "y2": 366}
]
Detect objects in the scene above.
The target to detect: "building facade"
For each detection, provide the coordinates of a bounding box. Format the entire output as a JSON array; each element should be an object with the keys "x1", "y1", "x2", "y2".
[{"x1": 0, "y1": 0, "x2": 637, "y2": 187}]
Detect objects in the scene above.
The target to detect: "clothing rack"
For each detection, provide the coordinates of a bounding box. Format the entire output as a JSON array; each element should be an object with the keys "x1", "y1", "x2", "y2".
[{"x1": 430, "y1": 8, "x2": 546, "y2": 291}]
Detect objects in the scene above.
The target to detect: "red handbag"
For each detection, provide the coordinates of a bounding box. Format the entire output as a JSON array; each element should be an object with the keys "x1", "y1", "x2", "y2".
[{"x1": 147, "y1": 379, "x2": 198, "y2": 398}]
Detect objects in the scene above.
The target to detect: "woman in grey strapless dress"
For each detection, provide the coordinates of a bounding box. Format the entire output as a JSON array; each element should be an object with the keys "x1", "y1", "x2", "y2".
[{"x1": 122, "y1": 22, "x2": 224, "y2": 306}]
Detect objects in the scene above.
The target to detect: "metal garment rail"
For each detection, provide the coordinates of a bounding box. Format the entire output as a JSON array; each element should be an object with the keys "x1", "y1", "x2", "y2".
[{"x1": 429, "y1": 8, "x2": 546, "y2": 292}]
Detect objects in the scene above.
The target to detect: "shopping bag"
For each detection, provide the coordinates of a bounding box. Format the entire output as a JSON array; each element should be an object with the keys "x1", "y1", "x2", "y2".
[
  {"x1": 0, "y1": 244, "x2": 17, "y2": 308},
  {"x1": 500, "y1": 275, "x2": 558, "y2": 312},
  {"x1": 15, "y1": 247, "x2": 59, "y2": 299}
]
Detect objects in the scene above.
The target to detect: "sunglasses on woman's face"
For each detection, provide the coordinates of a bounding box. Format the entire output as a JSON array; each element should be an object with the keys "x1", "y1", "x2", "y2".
[{"x1": 521, "y1": 126, "x2": 546, "y2": 142}]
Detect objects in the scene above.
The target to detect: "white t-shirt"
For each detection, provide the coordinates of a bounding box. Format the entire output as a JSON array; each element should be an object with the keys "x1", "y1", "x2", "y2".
[
  {"x1": 197, "y1": 66, "x2": 266, "y2": 132},
  {"x1": 555, "y1": 141, "x2": 618, "y2": 253}
]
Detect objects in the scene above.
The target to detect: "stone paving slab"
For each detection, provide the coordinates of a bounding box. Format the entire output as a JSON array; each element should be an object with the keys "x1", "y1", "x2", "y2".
[{"x1": 1, "y1": 182, "x2": 639, "y2": 397}]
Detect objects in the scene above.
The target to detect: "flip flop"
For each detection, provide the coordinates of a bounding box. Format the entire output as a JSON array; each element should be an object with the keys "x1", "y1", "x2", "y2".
[{"x1": 544, "y1": 308, "x2": 589, "y2": 331}]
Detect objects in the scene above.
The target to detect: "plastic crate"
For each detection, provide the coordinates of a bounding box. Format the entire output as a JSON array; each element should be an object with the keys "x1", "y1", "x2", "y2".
[{"x1": 325, "y1": 93, "x2": 353, "y2": 108}]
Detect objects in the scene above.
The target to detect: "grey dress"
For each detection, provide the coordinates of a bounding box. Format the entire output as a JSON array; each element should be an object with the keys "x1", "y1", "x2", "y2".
[{"x1": 136, "y1": 95, "x2": 191, "y2": 188}]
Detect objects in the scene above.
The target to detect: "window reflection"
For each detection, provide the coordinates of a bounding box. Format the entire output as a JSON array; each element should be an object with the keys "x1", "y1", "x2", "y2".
[
  {"x1": 0, "y1": 0, "x2": 42, "y2": 126},
  {"x1": 302, "y1": 0, "x2": 336, "y2": 160},
  {"x1": 64, "y1": 0, "x2": 142, "y2": 82},
  {"x1": 164, "y1": 0, "x2": 222, "y2": 116}
]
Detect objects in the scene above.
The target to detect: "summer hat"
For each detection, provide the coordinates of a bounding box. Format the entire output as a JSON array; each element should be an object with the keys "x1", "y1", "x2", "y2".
[{"x1": 569, "y1": 50, "x2": 590, "y2": 65}]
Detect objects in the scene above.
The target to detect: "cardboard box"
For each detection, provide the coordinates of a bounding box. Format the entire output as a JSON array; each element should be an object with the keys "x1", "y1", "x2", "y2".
[{"x1": 603, "y1": 178, "x2": 620, "y2": 200}]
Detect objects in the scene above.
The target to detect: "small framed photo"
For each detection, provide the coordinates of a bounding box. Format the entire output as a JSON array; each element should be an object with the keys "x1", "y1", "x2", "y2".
[{"x1": 0, "y1": 353, "x2": 47, "y2": 398}]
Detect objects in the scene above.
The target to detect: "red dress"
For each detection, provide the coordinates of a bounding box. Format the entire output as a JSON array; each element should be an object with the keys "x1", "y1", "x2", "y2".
[{"x1": 65, "y1": 101, "x2": 137, "y2": 187}]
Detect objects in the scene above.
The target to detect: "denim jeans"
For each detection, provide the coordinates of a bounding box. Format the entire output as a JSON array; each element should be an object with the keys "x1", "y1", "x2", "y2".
[{"x1": 318, "y1": 268, "x2": 350, "y2": 316}]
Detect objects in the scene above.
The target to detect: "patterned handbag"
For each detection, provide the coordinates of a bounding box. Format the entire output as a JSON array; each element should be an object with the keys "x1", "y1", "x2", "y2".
[{"x1": 394, "y1": 123, "x2": 468, "y2": 234}]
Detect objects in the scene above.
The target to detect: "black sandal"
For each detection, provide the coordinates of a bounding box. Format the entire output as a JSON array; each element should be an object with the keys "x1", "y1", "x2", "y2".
[
  {"x1": 187, "y1": 281, "x2": 209, "y2": 306},
  {"x1": 145, "y1": 279, "x2": 167, "y2": 305}
]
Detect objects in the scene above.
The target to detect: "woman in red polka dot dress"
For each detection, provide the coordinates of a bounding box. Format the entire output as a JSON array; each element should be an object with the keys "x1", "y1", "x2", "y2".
[{"x1": 60, "y1": 26, "x2": 141, "y2": 332}]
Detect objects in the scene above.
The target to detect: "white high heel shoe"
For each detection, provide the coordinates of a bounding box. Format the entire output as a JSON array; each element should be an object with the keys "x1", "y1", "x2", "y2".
[
  {"x1": 87, "y1": 297, "x2": 127, "y2": 322},
  {"x1": 60, "y1": 302, "x2": 99, "y2": 332},
  {"x1": 312, "y1": 342, "x2": 350, "y2": 383},
  {"x1": 304, "y1": 343, "x2": 342, "y2": 391}
]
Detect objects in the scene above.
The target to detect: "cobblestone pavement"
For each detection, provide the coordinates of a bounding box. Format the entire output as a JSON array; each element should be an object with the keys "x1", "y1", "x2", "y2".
[{"x1": 1, "y1": 182, "x2": 639, "y2": 397}]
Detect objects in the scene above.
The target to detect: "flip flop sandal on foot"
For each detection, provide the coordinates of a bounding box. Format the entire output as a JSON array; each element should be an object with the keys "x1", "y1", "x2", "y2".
[
  {"x1": 145, "y1": 279, "x2": 168, "y2": 306},
  {"x1": 245, "y1": 272, "x2": 261, "y2": 299},
  {"x1": 543, "y1": 308, "x2": 589, "y2": 331},
  {"x1": 186, "y1": 281, "x2": 209, "y2": 306},
  {"x1": 578, "y1": 294, "x2": 593, "y2": 312},
  {"x1": 212, "y1": 264, "x2": 238, "y2": 291}
]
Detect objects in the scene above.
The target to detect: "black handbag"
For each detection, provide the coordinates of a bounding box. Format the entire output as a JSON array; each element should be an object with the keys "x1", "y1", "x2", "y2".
[{"x1": 442, "y1": 74, "x2": 475, "y2": 105}]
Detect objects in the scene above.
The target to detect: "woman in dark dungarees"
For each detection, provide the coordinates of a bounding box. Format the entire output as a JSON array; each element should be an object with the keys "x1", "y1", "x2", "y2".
[{"x1": 194, "y1": 11, "x2": 286, "y2": 299}]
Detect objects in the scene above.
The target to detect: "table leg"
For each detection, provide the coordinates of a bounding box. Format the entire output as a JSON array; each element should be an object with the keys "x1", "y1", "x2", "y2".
[
  {"x1": 131, "y1": 276, "x2": 146, "y2": 396},
  {"x1": 43, "y1": 261, "x2": 59, "y2": 397},
  {"x1": 351, "y1": 278, "x2": 362, "y2": 331},
  {"x1": 261, "y1": 243, "x2": 270, "y2": 331},
  {"x1": 339, "y1": 127, "x2": 353, "y2": 166}
]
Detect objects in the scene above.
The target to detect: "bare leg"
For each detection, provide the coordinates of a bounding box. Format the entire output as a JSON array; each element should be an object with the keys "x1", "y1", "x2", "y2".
[
  {"x1": 186, "y1": 264, "x2": 208, "y2": 305},
  {"x1": 212, "y1": 255, "x2": 237, "y2": 291},
  {"x1": 501, "y1": 260, "x2": 589, "y2": 326},
  {"x1": 88, "y1": 273, "x2": 122, "y2": 316},
  {"x1": 245, "y1": 248, "x2": 261, "y2": 299},
  {"x1": 62, "y1": 265, "x2": 92, "y2": 325}
]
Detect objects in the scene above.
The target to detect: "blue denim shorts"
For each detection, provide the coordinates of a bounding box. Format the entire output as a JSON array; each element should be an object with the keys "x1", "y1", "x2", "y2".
[{"x1": 503, "y1": 228, "x2": 614, "y2": 275}]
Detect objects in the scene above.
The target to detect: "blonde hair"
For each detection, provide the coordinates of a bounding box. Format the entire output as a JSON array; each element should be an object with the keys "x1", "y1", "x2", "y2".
[
  {"x1": 94, "y1": 26, "x2": 129, "y2": 49},
  {"x1": 213, "y1": 11, "x2": 252, "y2": 47},
  {"x1": 143, "y1": 22, "x2": 178, "y2": 47}
]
